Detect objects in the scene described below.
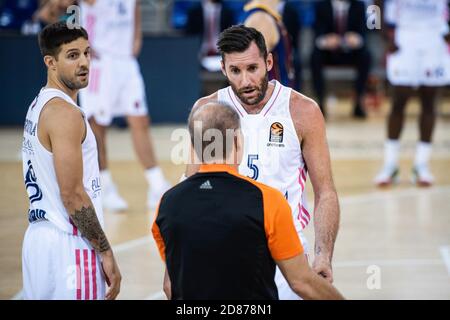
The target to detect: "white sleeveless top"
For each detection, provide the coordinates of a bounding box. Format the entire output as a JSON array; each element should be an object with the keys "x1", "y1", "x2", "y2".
[
  {"x1": 385, "y1": 0, "x2": 449, "y2": 40},
  {"x1": 218, "y1": 80, "x2": 311, "y2": 231},
  {"x1": 80, "y1": 0, "x2": 136, "y2": 58},
  {"x1": 22, "y1": 88, "x2": 104, "y2": 234}
]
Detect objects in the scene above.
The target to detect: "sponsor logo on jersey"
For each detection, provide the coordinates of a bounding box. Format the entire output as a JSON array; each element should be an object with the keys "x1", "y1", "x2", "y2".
[
  {"x1": 92, "y1": 177, "x2": 101, "y2": 193},
  {"x1": 28, "y1": 208, "x2": 47, "y2": 223},
  {"x1": 25, "y1": 160, "x2": 42, "y2": 204},
  {"x1": 22, "y1": 137, "x2": 34, "y2": 155},
  {"x1": 269, "y1": 122, "x2": 283, "y2": 142},
  {"x1": 267, "y1": 122, "x2": 285, "y2": 147},
  {"x1": 24, "y1": 118, "x2": 37, "y2": 136}
]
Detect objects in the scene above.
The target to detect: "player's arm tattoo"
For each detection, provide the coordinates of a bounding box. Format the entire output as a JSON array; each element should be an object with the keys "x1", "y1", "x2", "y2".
[
  {"x1": 315, "y1": 246, "x2": 322, "y2": 256},
  {"x1": 71, "y1": 205, "x2": 110, "y2": 252}
]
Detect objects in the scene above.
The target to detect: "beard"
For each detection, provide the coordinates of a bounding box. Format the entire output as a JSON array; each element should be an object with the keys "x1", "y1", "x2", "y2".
[
  {"x1": 60, "y1": 68, "x2": 89, "y2": 90},
  {"x1": 229, "y1": 71, "x2": 269, "y2": 106}
]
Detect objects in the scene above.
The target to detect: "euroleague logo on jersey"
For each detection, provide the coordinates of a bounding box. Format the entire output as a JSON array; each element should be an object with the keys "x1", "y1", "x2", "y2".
[{"x1": 268, "y1": 122, "x2": 285, "y2": 147}]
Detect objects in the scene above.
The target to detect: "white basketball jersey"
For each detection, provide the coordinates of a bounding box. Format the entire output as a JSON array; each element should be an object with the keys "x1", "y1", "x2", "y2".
[
  {"x1": 80, "y1": 0, "x2": 136, "y2": 58},
  {"x1": 218, "y1": 80, "x2": 310, "y2": 231},
  {"x1": 385, "y1": 0, "x2": 449, "y2": 36},
  {"x1": 22, "y1": 88, "x2": 104, "y2": 234}
]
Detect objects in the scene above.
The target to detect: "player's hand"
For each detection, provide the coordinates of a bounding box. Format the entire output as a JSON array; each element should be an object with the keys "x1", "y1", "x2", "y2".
[
  {"x1": 312, "y1": 255, "x2": 333, "y2": 283},
  {"x1": 101, "y1": 249, "x2": 122, "y2": 300}
]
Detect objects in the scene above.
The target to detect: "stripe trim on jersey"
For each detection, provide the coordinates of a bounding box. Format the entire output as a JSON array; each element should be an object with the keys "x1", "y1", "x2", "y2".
[
  {"x1": 91, "y1": 250, "x2": 97, "y2": 300},
  {"x1": 76, "y1": 249, "x2": 82, "y2": 300},
  {"x1": 226, "y1": 88, "x2": 244, "y2": 117},
  {"x1": 83, "y1": 249, "x2": 90, "y2": 300},
  {"x1": 297, "y1": 166, "x2": 311, "y2": 229},
  {"x1": 263, "y1": 84, "x2": 282, "y2": 117},
  {"x1": 69, "y1": 218, "x2": 78, "y2": 236},
  {"x1": 75, "y1": 248, "x2": 99, "y2": 300}
]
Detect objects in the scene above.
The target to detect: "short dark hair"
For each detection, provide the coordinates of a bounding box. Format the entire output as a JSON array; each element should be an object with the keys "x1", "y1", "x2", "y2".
[
  {"x1": 188, "y1": 102, "x2": 241, "y2": 161},
  {"x1": 217, "y1": 25, "x2": 268, "y2": 61},
  {"x1": 38, "y1": 21, "x2": 88, "y2": 58}
]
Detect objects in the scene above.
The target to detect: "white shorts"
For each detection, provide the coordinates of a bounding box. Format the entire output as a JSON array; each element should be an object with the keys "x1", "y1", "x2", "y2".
[
  {"x1": 275, "y1": 230, "x2": 310, "y2": 300},
  {"x1": 22, "y1": 220, "x2": 106, "y2": 300},
  {"x1": 387, "y1": 31, "x2": 450, "y2": 87},
  {"x1": 79, "y1": 55, "x2": 148, "y2": 126}
]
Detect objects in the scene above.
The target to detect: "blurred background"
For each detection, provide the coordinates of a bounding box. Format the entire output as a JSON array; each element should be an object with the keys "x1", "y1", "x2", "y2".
[
  {"x1": 0, "y1": 0, "x2": 449, "y2": 300},
  {"x1": 0, "y1": 0, "x2": 392, "y2": 125}
]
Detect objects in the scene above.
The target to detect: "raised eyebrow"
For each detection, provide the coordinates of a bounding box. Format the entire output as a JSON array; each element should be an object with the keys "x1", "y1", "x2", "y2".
[{"x1": 66, "y1": 48, "x2": 81, "y2": 54}]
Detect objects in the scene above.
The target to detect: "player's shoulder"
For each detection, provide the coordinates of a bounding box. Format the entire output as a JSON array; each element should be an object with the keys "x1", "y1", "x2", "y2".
[
  {"x1": 44, "y1": 97, "x2": 82, "y2": 117},
  {"x1": 288, "y1": 89, "x2": 325, "y2": 139},
  {"x1": 289, "y1": 90, "x2": 324, "y2": 123},
  {"x1": 192, "y1": 92, "x2": 219, "y2": 111},
  {"x1": 41, "y1": 98, "x2": 84, "y2": 128},
  {"x1": 246, "y1": 10, "x2": 274, "y2": 23}
]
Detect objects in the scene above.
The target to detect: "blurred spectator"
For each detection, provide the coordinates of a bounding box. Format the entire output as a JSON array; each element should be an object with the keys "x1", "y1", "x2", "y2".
[
  {"x1": 34, "y1": 0, "x2": 75, "y2": 24},
  {"x1": 0, "y1": 0, "x2": 38, "y2": 32},
  {"x1": 244, "y1": 0, "x2": 296, "y2": 87},
  {"x1": 374, "y1": 0, "x2": 450, "y2": 187},
  {"x1": 310, "y1": 0, "x2": 371, "y2": 119},
  {"x1": 279, "y1": 0, "x2": 302, "y2": 90},
  {"x1": 20, "y1": 0, "x2": 75, "y2": 34},
  {"x1": 185, "y1": 0, "x2": 234, "y2": 71}
]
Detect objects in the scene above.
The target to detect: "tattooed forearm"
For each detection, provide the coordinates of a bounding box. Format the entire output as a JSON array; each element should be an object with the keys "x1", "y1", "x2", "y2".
[
  {"x1": 71, "y1": 205, "x2": 110, "y2": 253},
  {"x1": 315, "y1": 246, "x2": 322, "y2": 256}
]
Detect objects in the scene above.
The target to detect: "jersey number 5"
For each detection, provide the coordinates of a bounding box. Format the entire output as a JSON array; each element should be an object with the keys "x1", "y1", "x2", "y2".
[{"x1": 247, "y1": 154, "x2": 259, "y2": 180}]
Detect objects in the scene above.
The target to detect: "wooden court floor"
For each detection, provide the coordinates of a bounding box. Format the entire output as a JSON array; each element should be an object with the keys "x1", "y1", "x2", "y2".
[{"x1": 1, "y1": 99, "x2": 449, "y2": 299}]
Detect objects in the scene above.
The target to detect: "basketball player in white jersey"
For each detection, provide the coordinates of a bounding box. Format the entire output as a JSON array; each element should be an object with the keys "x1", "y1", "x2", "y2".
[
  {"x1": 185, "y1": 25, "x2": 340, "y2": 299},
  {"x1": 374, "y1": 0, "x2": 450, "y2": 187},
  {"x1": 22, "y1": 22, "x2": 121, "y2": 299},
  {"x1": 79, "y1": 0, "x2": 170, "y2": 211}
]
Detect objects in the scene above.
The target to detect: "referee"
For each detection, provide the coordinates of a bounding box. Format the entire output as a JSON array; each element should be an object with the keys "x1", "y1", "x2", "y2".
[{"x1": 152, "y1": 102, "x2": 343, "y2": 300}]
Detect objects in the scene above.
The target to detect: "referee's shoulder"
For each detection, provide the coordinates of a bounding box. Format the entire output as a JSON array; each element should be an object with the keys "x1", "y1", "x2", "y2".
[{"x1": 234, "y1": 172, "x2": 286, "y2": 203}]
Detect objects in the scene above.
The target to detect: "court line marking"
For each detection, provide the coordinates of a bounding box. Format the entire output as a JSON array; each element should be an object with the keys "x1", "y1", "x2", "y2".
[
  {"x1": 113, "y1": 236, "x2": 151, "y2": 254},
  {"x1": 11, "y1": 185, "x2": 450, "y2": 300},
  {"x1": 439, "y1": 245, "x2": 450, "y2": 276},
  {"x1": 339, "y1": 186, "x2": 450, "y2": 206},
  {"x1": 334, "y1": 259, "x2": 443, "y2": 268}
]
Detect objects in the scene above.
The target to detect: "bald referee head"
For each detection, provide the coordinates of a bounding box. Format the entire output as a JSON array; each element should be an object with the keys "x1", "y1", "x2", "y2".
[{"x1": 188, "y1": 101, "x2": 243, "y2": 166}]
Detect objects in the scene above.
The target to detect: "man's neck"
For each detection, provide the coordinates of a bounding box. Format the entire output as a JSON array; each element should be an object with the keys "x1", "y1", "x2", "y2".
[
  {"x1": 46, "y1": 76, "x2": 78, "y2": 102},
  {"x1": 202, "y1": 162, "x2": 239, "y2": 171},
  {"x1": 239, "y1": 81, "x2": 275, "y2": 114}
]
